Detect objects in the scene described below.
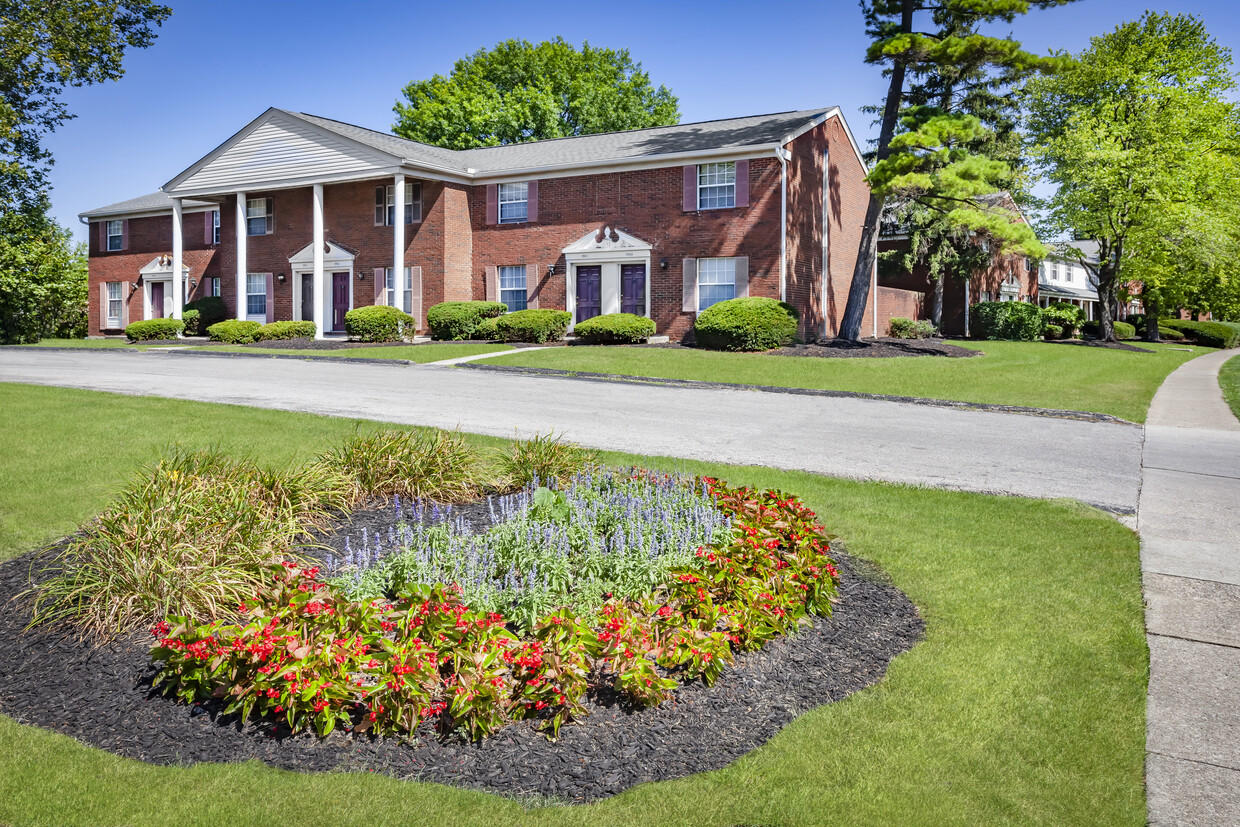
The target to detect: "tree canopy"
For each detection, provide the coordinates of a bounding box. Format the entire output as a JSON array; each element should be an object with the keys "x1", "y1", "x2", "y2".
[
  {"x1": 0, "y1": 207, "x2": 87, "y2": 344},
  {"x1": 1023, "y1": 11, "x2": 1240, "y2": 340},
  {"x1": 392, "y1": 38, "x2": 679, "y2": 150}
]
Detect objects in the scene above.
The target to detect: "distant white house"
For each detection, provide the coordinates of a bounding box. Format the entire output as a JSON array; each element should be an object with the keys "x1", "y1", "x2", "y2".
[{"x1": 1037, "y1": 239, "x2": 1140, "y2": 321}]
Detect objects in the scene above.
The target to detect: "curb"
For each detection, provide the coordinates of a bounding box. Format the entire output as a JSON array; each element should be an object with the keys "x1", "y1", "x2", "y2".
[{"x1": 461, "y1": 363, "x2": 1138, "y2": 426}]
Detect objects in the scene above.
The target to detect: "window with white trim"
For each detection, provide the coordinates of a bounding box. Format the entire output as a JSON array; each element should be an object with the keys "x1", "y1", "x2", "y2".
[
  {"x1": 246, "y1": 199, "x2": 269, "y2": 236},
  {"x1": 498, "y1": 183, "x2": 529, "y2": 223},
  {"x1": 106, "y1": 220, "x2": 123, "y2": 251},
  {"x1": 204, "y1": 277, "x2": 221, "y2": 297},
  {"x1": 697, "y1": 162, "x2": 736, "y2": 209},
  {"x1": 384, "y1": 267, "x2": 413, "y2": 314},
  {"x1": 499, "y1": 265, "x2": 527, "y2": 311},
  {"x1": 106, "y1": 281, "x2": 122, "y2": 327},
  {"x1": 212, "y1": 210, "x2": 220, "y2": 244},
  {"x1": 378, "y1": 183, "x2": 421, "y2": 225},
  {"x1": 697, "y1": 257, "x2": 737, "y2": 311},
  {"x1": 245, "y1": 273, "x2": 266, "y2": 318}
]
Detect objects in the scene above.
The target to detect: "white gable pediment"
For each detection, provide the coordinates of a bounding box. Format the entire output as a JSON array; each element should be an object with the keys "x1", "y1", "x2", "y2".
[
  {"x1": 288, "y1": 241, "x2": 355, "y2": 269},
  {"x1": 166, "y1": 110, "x2": 398, "y2": 195},
  {"x1": 139, "y1": 255, "x2": 190, "y2": 277},
  {"x1": 562, "y1": 226, "x2": 653, "y2": 255}
]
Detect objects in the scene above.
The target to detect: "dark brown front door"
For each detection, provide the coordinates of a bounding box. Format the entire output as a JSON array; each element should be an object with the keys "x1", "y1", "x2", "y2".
[
  {"x1": 576, "y1": 266, "x2": 601, "y2": 323},
  {"x1": 301, "y1": 274, "x2": 314, "y2": 324},
  {"x1": 621, "y1": 264, "x2": 646, "y2": 316},
  {"x1": 331, "y1": 273, "x2": 349, "y2": 332},
  {"x1": 150, "y1": 282, "x2": 165, "y2": 318}
]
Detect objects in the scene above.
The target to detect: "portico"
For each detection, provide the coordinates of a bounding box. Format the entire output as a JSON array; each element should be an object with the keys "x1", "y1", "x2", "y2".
[{"x1": 563, "y1": 227, "x2": 652, "y2": 329}]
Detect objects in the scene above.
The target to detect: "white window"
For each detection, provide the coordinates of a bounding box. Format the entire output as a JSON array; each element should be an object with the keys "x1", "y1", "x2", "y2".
[
  {"x1": 697, "y1": 162, "x2": 736, "y2": 209},
  {"x1": 384, "y1": 267, "x2": 413, "y2": 314},
  {"x1": 378, "y1": 183, "x2": 421, "y2": 225},
  {"x1": 698, "y1": 258, "x2": 736, "y2": 311},
  {"x1": 212, "y1": 210, "x2": 220, "y2": 244},
  {"x1": 246, "y1": 273, "x2": 266, "y2": 318},
  {"x1": 498, "y1": 183, "x2": 528, "y2": 223},
  {"x1": 204, "y1": 277, "x2": 221, "y2": 297},
  {"x1": 1051, "y1": 263, "x2": 1059, "y2": 281},
  {"x1": 246, "y1": 198, "x2": 270, "y2": 236},
  {"x1": 499, "y1": 265, "x2": 527, "y2": 311},
  {"x1": 106, "y1": 281, "x2": 122, "y2": 326},
  {"x1": 106, "y1": 220, "x2": 123, "y2": 251}
]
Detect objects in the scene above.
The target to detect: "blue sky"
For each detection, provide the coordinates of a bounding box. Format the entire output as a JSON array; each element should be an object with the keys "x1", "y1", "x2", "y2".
[{"x1": 47, "y1": 0, "x2": 1240, "y2": 241}]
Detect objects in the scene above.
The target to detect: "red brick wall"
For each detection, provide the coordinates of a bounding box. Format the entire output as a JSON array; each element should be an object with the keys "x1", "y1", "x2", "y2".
[{"x1": 874, "y1": 286, "x2": 924, "y2": 335}]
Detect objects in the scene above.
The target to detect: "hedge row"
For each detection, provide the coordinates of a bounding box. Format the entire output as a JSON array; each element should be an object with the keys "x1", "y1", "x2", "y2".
[
  {"x1": 427, "y1": 301, "x2": 507, "y2": 340},
  {"x1": 1160, "y1": 319, "x2": 1240, "y2": 349},
  {"x1": 970, "y1": 301, "x2": 1043, "y2": 341},
  {"x1": 496, "y1": 309, "x2": 571, "y2": 343},
  {"x1": 573, "y1": 313, "x2": 656, "y2": 344},
  {"x1": 207, "y1": 320, "x2": 260, "y2": 344},
  {"x1": 124, "y1": 318, "x2": 184, "y2": 341},
  {"x1": 255, "y1": 321, "x2": 316, "y2": 341},
  {"x1": 345, "y1": 306, "x2": 414, "y2": 343}
]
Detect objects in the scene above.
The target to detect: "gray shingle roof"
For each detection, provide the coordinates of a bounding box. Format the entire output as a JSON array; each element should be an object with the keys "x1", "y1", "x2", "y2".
[{"x1": 81, "y1": 191, "x2": 215, "y2": 219}]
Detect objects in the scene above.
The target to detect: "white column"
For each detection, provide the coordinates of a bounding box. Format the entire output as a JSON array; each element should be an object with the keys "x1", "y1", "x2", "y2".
[
  {"x1": 235, "y1": 192, "x2": 247, "y2": 320},
  {"x1": 171, "y1": 198, "x2": 184, "y2": 321},
  {"x1": 392, "y1": 174, "x2": 405, "y2": 308},
  {"x1": 312, "y1": 183, "x2": 325, "y2": 340}
]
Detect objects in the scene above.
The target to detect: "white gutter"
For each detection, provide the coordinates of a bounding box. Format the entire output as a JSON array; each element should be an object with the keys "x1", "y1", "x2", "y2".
[{"x1": 777, "y1": 146, "x2": 790, "y2": 303}]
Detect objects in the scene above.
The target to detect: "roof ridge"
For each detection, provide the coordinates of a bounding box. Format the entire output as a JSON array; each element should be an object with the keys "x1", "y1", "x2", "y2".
[{"x1": 284, "y1": 110, "x2": 459, "y2": 156}]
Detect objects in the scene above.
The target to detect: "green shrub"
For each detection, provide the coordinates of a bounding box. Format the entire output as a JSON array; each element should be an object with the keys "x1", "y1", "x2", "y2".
[
  {"x1": 183, "y1": 296, "x2": 227, "y2": 334},
  {"x1": 345, "y1": 305, "x2": 414, "y2": 343},
  {"x1": 181, "y1": 309, "x2": 200, "y2": 336},
  {"x1": 694, "y1": 297, "x2": 799, "y2": 351},
  {"x1": 322, "y1": 428, "x2": 489, "y2": 502},
  {"x1": 474, "y1": 315, "x2": 501, "y2": 340},
  {"x1": 573, "y1": 313, "x2": 657, "y2": 344},
  {"x1": 124, "y1": 318, "x2": 184, "y2": 341},
  {"x1": 887, "y1": 317, "x2": 935, "y2": 339},
  {"x1": 207, "y1": 319, "x2": 261, "y2": 344},
  {"x1": 1044, "y1": 323, "x2": 1064, "y2": 340},
  {"x1": 1126, "y1": 313, "x2": 1147, "y2": 333},
  {"x1": 1081, "y1": 320, "x2": 1137, "y2": 340},
  {"x1": 427, "y1": 301, "x2": 508, "y2": 340},
  {"x1": 970, "y1": 301, "x2": 1044, "y2": 341},
  {"x1": 27, "y1": 448, "x2": 354, "y2": 639},
  {"x1": 1041, "y1": 302, "x2": 1086, "y2": 337},
  {"x1": 254, "y1": 320, "x2": 316, "y2": 341},
  {"x1": 1160, "y1": 319, "x2": 1240, "y2": 348},
  {"x1": 495, "y1": 309, "x2": 572, "y2": 343},
  {"x1": 1157, "y1": 326, "x2": 1185, "y2": 341},
  {"x1": 498, "y1": 433, "x2": 597, "y2": 489}
]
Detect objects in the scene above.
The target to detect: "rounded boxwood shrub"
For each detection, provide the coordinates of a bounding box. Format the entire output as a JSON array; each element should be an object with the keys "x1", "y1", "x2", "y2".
[
  {"x1": 887, "y1": 317, "x2": 935, "y2": 339},
  {"x1": 473, "y1": 316, "x2": 501, "y2": 340},
  {"x1": 970, "y1": 301, "x2": 1044, "y2": 341},
  {"x1": 124, "y1": 318, "x2": 184, "y2": 341},
  {"x1": 207, "y1": 319, "x2": 261, "y2": 344},
  {"x1": 427, "y1": 301, "x2": 507, "y2": 340},
  {"x1": 495, "y1": 309, "x2": 572, "y2": 343},
  {"x1": 573, "y1": 313, "x2": 656, "y2": 344},
  {"x1": 1081, "y1": 320, "x2": 1136, "y2": 340},
  {"x1": 1160, "y1": 319, "x2": 1240, "y2": 348},
  {"x1": 1157, "y1": 326, "x2": 1185, "y2": 341},
  {"x1": 181, "y1": 309, "x2": 201, "y2": 336},
  {"x1": 254, "y1": 320, "x2": 316, "y2": 341},
  {"x1": 183, "y1": 296, "x2": 227, "y2": 334},
  {"x1": 1041, "y1": 302, "x2": 1086, "y2": 337},
  {"x1": 1044, "y1": 323, "x2": 1064, "y2": 340},
  {"x1": 693, "y1": 297, "x2": 799, "y2": 352},
  {"x1": 345, "y1": 306, "x2": 414, "y2": 343}
]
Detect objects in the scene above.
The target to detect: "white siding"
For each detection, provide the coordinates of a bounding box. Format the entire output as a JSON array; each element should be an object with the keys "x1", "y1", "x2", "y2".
[{"x1": 177, "y1": 115, "x2": 389, "y2": 192}]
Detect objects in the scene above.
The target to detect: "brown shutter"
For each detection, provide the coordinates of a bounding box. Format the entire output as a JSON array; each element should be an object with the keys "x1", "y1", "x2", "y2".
[
  {"x1": 485, "y1": 266, "x2": 498, "y2": 302},
  {"x1": 374, "y1": 268, "x2": 386, "y2": 305},
  {"x1": 735, "y1": 160, "x2": 749, "y2": 208},
  {"x1": 734, "y1": 256, "x2": 749, "y2": 298},
  {"x1": 526, "y1": 266, "x2": 539, "y2": 309},
  {"x1": 99, "y1": 283, "x2": 108, "y2": 331},
  {"x1": 265, "y1": 273, "x2": 274, "y2": 323},
  {"x1": 265, "y1": 198, "x2": 274, "y2": 235},
  {"x1": 683, "y1": 166, "x2": 697, "y2": 211},
  {"x1": 409, "y1": 266, "x2": 423, "y2": 330},
  {"x1": 485, "y1": 185, "x2": 498, "y2": 224},
  {"x1": 682, "y1": 258, "x2": 697, "y2": 312},
  {"x1": 121, "y1": 220, "x2": 129, "y2": 250},
  {"x1": 375, "y1": 186, "x2": 385, "y2": 226},
  {"x1": 527, "y1": 181, "x2": 538, "y2": 222},
  {"x1": 97, "y1": 221, "x2": 105, "y2": 253},
  {"x1": 121, "y1": 282, "x2": 131, "y2": 326},
  {"x1": 204, "y1": 211, "x2": 213, "y2": 244}
]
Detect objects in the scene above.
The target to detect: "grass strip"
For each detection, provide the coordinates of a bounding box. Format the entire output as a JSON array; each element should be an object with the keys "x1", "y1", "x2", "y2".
[
  {"x1": 181, "y1": 343, "x2": 513, "y2": 362},
  {"x1": 1220, "y1": 354, "x2": 1240, "y2": 424},
  {"x1": 0, "y1": 383, "x2": 1146, "y2": 826}
]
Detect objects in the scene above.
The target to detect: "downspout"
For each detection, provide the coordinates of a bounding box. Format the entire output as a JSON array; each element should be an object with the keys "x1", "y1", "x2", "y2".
[
  {"x1": 964, "y1": 280, "x2": 971, "y2": 337},
  {"x1": 777, "y1": 146, "x2": 789, "y2": 303}
]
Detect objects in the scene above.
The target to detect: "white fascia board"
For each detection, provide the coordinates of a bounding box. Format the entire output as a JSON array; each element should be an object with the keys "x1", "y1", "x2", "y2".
[
  {"x1": 79, "y1": 203, "x2": 220, "y2": 222},
  {"x1": 468, "y1": 145, "x2": 777, "y2": 185},
  {"x1": 163, "y1": 166, "x2": 457, "y2": 200}
]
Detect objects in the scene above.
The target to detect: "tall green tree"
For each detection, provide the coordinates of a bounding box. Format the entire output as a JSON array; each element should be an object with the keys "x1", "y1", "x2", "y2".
[
  {"x1": 0, "y1": 0, "x2": 170, "y2": 214},
  {"x1": 838, "y1": 0, "x2": 1073, "y2": 341},
  {"x1": 0, "y1": 205, "x2": 88, "y2": 343},
  {"x1": 1023, "y1": 12, "x2": 1240, "y2": 342},
  {"x1": 393, "y1": 38, "x2": 679, "y2": 149}
]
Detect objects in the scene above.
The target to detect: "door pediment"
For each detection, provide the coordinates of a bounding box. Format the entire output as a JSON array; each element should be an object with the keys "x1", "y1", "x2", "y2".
[
  {"x1": 562, "y1": 226, "x2": 653, "y2": 256},
  {"x1": 288, "y1": 241, "x2": 356, "y2": 269}
]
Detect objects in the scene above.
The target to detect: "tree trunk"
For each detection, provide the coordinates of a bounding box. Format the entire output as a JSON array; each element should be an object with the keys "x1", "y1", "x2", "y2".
[
  {"x1": 930, "y1": 273, "x2": 945, "y2": 330},
  {"x1": 838, "y1": 0, "x2": 915, "y2": 341},
  {"x1": 1144, "y1": 289, "x2": 1161, "y2": 343}
]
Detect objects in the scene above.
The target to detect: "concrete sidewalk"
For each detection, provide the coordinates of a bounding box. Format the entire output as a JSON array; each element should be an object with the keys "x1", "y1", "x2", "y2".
[{"x1": 1140, "y1": 349, "x2": 1240, "y2": 825}]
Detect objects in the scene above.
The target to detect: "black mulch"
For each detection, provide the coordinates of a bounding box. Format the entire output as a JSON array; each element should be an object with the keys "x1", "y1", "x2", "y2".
[
  {"x1": 1053, "y1": 339, "x2": 1154, "y2": 353},
  {"x1": 232, "y1": 339, "x2": 553, "y2": 351},
  {"x1": 0, "y1": 546, "x2": 922, "y2": 802},
  {"x1": 625, "y1": 337, "x2": 977, "y2": 358}
]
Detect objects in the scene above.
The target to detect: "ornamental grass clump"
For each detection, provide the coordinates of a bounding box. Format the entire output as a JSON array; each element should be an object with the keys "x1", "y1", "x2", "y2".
[
  {"x1": 498, "y1": 432, "x2": 598, "y2": 489},
  {"x1": 323, "y1": 428, "x2": 489, "y2": 503},
  {"x1": 28, "y1": 448, "x2": 355, "y2": 640}
]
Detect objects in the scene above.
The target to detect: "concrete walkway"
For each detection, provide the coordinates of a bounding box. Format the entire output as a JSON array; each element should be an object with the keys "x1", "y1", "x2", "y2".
[{"x1": 1140, "y1": 349, "x2": 1240, "y2": 825}]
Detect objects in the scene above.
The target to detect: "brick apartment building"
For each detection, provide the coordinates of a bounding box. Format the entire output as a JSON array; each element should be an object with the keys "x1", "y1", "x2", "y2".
[{"x1": 81, "y1": 106, "x2": 900, "y2": 341}]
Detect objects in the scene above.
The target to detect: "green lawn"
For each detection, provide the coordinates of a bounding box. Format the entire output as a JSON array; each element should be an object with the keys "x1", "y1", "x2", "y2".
[
  {"x1": 0, "y1": 382, "x2": 1147, "y2": 826},
  {"x1": 482, "y1": 340, "x2": 1205, "y2": 423},
  {"x1": 182, "y1": 342, "x2": 513, "y2": 362},
  {"x1": 1220, "y1": 354, "x2": 1240, "y2": 424}
]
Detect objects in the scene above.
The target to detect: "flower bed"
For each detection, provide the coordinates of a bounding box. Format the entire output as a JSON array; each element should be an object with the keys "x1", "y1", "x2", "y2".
[{"x1": 150, "y1": 477, "x2": 842, "y2": 740}]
